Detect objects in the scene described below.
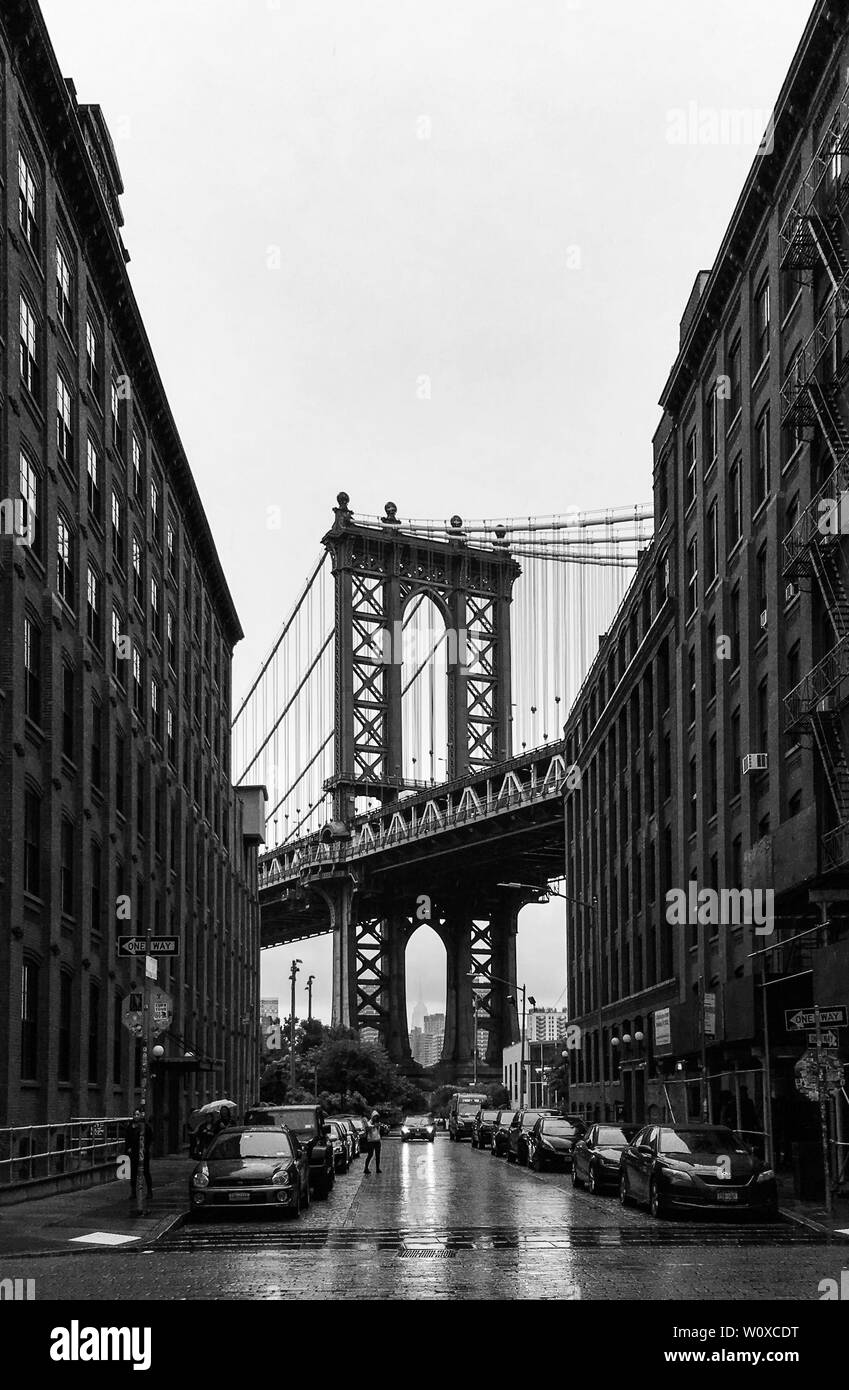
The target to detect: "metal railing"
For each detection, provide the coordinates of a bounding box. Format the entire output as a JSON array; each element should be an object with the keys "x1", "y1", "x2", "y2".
[
  {"x1": 784, "y1": 631, "x2": 849, "y2": 726},
  {"x1": 782, "y1": 456, "x2": 849, "y2": 576},
  {"x1": 779, "y1": 281, "x2": 849, "y2": 424},
  {"x1": 779, "y1": 84, "x2": 849, "y2": 268},
  {"x1": 823, "y1": 821, "x2": 849, "y2": 871},
  {"x1": 0, "y1": 1117, "x2": 131, "y2": 1190}
]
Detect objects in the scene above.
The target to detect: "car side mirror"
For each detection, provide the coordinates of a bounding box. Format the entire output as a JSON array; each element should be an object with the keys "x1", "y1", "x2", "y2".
[{"x1": 322, "y1": 1124, "x2": 332, "y2": 1136}]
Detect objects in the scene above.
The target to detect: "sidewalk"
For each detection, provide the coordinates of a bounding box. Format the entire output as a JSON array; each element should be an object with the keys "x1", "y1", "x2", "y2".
[
  {"x1": 777, "y1": 1174, "x2": 849, "y2": 1240},
  {"x1": 0, "y1": 1155, "x2": 190, "y2": 1260}
]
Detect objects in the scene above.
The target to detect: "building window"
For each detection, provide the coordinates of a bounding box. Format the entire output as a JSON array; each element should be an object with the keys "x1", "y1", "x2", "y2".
[
  {"x1": 57, "y1": 373, "x2": 74, "y2": 467},
  {"x1": 704, "y1": 384, "x2": 717, "y2": 469},
  {"x1": 686, "y1": 536, "x2": 698, "y2": 617},
  {"x1": 24, "y1": 789, "x2": 41, "y2": 896},
  {"x1": 111, "y1": 374, "x2": 125, "y2": 453},
  {"x1": 24, "y1": 616, "x2": 41, "y2": 723},
  {"x1": 167, "y1": 519, "x2": 177, "y2": 574},
  {"x1": 116, "y1": 733, "x2": 126, "y2": 815},
  {"x1": 687, "y1": 646, "x2": 696, "y2": 725},
  {"x1": 151, "y1": 577, "x2": 161, "y2": 643},
  {"x1": 132, "y1": 433, "x2": 144, "y2": 498},
  {"x1": 62, "y1": 663, "x2": 75, "y2": 759},
  {"x1": 85, "y1": 320, "x2": 102, "y2": 399},
  {"x1": 707, "y1": 617, "x2": 717, "y2": 700},
  {"x1": 662, "y1": 732, "x2": 672, "y2": 800},
  {"x1": 60, "y1": 817, "x2": 75, "y2": 915},
  {"x1": 787, "y1": 641, "x2": 801, "y2": 700},
  {"x1": 111, "y1": 489, "x2": 125, "y2": 571},
  {"x1": 728, "y1": 335, "x2": 741, "y2": 420},
  {"x1": 685, "y1": 427, "x2": 697, "y2": 508},
  {"x1": 730, "y1": 585, "x2": 741, "y2": 669},
  {"x1": 87, "y1": 438, "x2": 102, "y2": 524},
  {"x1": 19, "y1": 451, "x2": 42, "y2": 557},
  {"x1": 728, "y1": 454, "x2": 742, "y2": 545},
  {"x1": 132, "y1": 534, "x2": 144, "y2": 607},
  {"x1": 167, "y1": 704, "x2": 176, "y2": 765},
  {"x1": 657, "y1": 454, "x2": 669, "y2": 521},
  {"x1": 18, "y1": 148, "x2": 40, "y2": 256},
  {"x1": 754, "y1": 407, "x2": 771, "y2": 510},
  {"x1": 113, "y1": 992, "x2": 123, "y2": 1085},
  {"x1": 151, "y1": 677, "x2": 162, "y2": 744},
  {"x1": 112, "y1": 608, "x2": 126, "y2": 686},
  {"x1": 757, "y1": 678, "x2": 769, "y2": 749},
  {"x1": 708, "y1": 734, "x2": 718, "y2": 817},
  {"x1": 92, "y1": 697, "x2": 103, "y2": 791},
  {"x1": 137, "y1": 761, "x2": 146, "y2": 838},
  {"x1": 706, "y1": 500, "x2": 718, "y2": 585},
  {"x1": 88, "y1": 982, "x2": 100, "y2": 1085},
  {"x1": 90, "y1": 840, "x2": 103, "y2": 934},
  {"x1": 757, "y1": 544, "x2": 768, "y2": 621},
  {"x1": 19, "y1": 295, "x2": 40, "y2": 398},
  {"x1": 21, "y1": 961, "x2": 39, "y2": 1081},
  {"x1": 754, "y1": 276, "x2": 770, "y2": 369},
  {"x1": 731, "y1": 707, "x2": 741, "y2": 795},
  {"x1": 167, "y1": 610, "x2": 177, "y2": 671},
  {"x1": 56, "y1": 238, "x2": 74, "y2": 334},
  {"x1": 150, "y1": 476, "x2": 161, "y2": 545},
  {"x1": 689, "y1": 756, "x2": 698, "y2": 835},
  {"x1": 86, "y1": 564, "x2": 101, "y2": 648},
  {"x1": 57, "y1": 514, "x2": 75, "y2": 608},
  {"x1": 59, "y1": 973, "x2": 73, "y2": 1083},
  {"x1": 132, "y1": 646, "x2": 144, "y2": 716}
]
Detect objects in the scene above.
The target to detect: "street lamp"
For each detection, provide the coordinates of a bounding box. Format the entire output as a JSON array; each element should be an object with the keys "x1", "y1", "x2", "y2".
[
  {"x1": 468, "y1": 968, "x2": 530, "y2": 1106},
  {"x1": 289, "y1": 959, "x2": 302, "y2": 1088}
]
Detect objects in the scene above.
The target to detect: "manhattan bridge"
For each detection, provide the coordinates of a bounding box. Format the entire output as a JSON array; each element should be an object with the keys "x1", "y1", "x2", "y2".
[{"x1": 233, "y1": 493, "x2": 654, "y2": 1080}]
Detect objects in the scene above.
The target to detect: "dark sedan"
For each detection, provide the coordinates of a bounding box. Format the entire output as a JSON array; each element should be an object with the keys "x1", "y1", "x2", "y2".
[
  {"x1": 472, "y1": 1108, "x2": 500, "y2": 1150},
  {"x1": 401, "y1": 1114, "x2": 436, "y2": 1142},
  {"x1": 325, "y1": 1120, "x2": 351, "y2": 1173},
  {"x1": 490, "y1": 1108, "x2": 519, "y2": 1157},
  {"x1": 507, "y1": 1108, "x2": 561, "y2": 1166},
  {"x1": 619, "y1": 1123, "x2": 779, "y2": 1219},
  {"x1": 339, "y1": 1116, "x2": 367, "y2": 1155},
  {"x1": 188, "y1": 1127, "x2": 310, "y2": 1218},
  {"x1": 526, "y1": 1116, "x2": 585, "y2": 1171},
  {"x1": 572, "y1": 1122, "x2": 638, "y2": 1192}
]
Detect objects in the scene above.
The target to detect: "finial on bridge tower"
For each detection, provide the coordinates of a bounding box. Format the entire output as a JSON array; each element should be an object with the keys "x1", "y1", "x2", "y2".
[
  {"x1": 493, "y1": 525, "x2": 510, "y2": 550},
  {"x1": 447, "y1": 514, "x2": 465, "y2": 542},
  {"x1": 382, "y1": 501, "x2": 402, "y2": 529},
  {"x1": 333, "y1": 491, "x2": 353, "y2": 528}
]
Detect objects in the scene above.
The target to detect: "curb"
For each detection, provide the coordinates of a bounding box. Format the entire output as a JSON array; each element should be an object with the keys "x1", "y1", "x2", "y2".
[
  {"x1": 778, "y1": 1204, "x2": 848, "y2": 1238},
  {"x1": 0, "y1": 1205, "x2": 188, "y2": 1262}
]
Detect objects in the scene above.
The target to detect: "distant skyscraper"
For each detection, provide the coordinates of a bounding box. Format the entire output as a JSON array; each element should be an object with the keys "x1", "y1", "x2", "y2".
[
  {"x1": 410, "y1": 985, "x2": 427, "y2": 1033},
  {"x1": 528, "y1": 1008, "x2": 568, "y2": 1042},
  {"x1": 424, "y1": 1013, "x2": 445, "y2": 1035}
]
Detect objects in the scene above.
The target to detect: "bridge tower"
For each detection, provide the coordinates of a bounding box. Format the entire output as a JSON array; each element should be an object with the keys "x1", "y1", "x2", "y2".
[{"x1": 321, "y1": 494, "x2": 523, "y2": 1076}]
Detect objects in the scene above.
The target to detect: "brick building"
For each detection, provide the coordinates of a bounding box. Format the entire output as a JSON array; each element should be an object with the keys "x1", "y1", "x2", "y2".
[
  {"x1": 0, "y1": 0, "x2": 263, "y2": 1148},
  {"x1": 566, "y1": 0, "x2": 849, "y2": 1166}
]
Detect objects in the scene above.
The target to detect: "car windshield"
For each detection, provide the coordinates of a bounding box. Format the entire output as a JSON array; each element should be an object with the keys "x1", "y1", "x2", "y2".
[
  {"x1": 208, "y1": 1132, "x2": 294, "y2": 1161},
  {"x1": 596, "y1": 1126, "x2": 635, "y2": 1146},
  {"x1": 482, "y1": 1110, "x2": 499, "y2": 1121},
  {"x1": 500, "y1": 1112, "x2": 517, "y2": 1125},
  {"x1": 522, "y1": 1113, "x2": 542, "y2": 1129},
  {"x1": 405, "y1": 1117, "x2": 431, "y2": 1125},
  {"x1": 540, "y1": 1119, "x2": 579, "y2": 1137},
  {"x1": 660, "y1": 1128, "x2": 748, "y2": 1156},
  {"x1": 263, "y1": 1109, "x2": 317, "y2": 1135}
]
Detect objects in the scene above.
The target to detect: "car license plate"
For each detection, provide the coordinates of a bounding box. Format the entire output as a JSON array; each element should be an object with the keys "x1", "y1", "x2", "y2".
[
  {"x1": 716, "y1": 1190, "x2": 738, "y2": 1203},
  {"x1": 228, "y1": 1191, "x2": 251, "y2": 1202}
]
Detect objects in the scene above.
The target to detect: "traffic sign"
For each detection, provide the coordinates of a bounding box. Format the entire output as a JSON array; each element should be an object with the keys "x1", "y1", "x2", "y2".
[
  {"x1": 117, "y1": 936, "x2": 180, "y2": 958},
  {"x1": 149, "y1": 987, "x2": 174, "y2": 1038},
  {"x1": 121, "y1": 992, "x2": 144, "y2": 1037},
  {"x1": 785, "y1": 1005, "x2": 848, "y2": 1032},
  {"x1": 795, "y1": 1049, "x2": 845, "y2": 1101},
  {"x1": 806, "y1": 1030, "x2": 841, "y2": 1049}
]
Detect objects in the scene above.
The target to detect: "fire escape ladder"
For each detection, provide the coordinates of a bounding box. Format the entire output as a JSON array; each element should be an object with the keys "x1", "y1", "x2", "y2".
[
  {"x1": 808, "y1": 377, "x2": 849, "y2": 463},
  {"x1": 811, "y1": 708, "x2": 849, "y2": 823},
  {"x1": 808, "y1": 208, "x2": 849, "y2": 291}
]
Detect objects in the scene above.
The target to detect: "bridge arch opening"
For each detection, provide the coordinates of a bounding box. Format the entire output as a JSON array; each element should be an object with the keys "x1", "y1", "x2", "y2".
[
  {"x1": 400, "y1": 592, "x2": 449, "y2": 785},
  {"x1": 405, "y1": 921, "x2": 447, "y2": 1067}
]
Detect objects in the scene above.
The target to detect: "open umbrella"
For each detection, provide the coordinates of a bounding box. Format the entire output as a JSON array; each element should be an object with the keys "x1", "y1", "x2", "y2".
[{"x1": 197, "y1": 1099, "x2": 238, "y2": 1115}]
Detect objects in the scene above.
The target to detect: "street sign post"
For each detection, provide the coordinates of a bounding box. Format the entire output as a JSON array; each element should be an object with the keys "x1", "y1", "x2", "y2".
[{"x1": 806, "y1": 1029, "x2": 841, "y2": 1049}]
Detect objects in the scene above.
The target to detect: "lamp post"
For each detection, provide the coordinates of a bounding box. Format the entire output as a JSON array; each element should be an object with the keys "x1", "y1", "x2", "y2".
[
  {"x1": 467, "y1": 969, "x2": 529, "y2": 1105},
  {"x1": 499, "y1": 881, "x2": 602, "y2": 1118},
  {"x1": 305, "y1": 974, "x2": 315, "y2": 1023},
  {"x1": 289, "y1": 959, "x2": 302, "y2": 1088}
]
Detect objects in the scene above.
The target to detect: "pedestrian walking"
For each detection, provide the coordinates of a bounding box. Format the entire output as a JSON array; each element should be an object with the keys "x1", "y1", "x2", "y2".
[
  {"x1": 363, "y1": 1110, "x2": 382, "y2": 1175},
  {"x1": 124, "y1": 1108, "x2": 154, "y2": 1200}
]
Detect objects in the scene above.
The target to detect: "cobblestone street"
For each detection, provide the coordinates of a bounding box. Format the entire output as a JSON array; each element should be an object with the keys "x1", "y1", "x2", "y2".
[{"x1": 3, "y1": 1138, "x2": 844, "y2": 1301}]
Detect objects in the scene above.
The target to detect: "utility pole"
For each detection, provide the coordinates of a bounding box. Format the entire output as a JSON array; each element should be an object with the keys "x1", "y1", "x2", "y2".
[
  {"x1": 306, "y1": 975, "x2": 315, "y2": 1022},
  {"x1": 289, "y1": 959, "x2": 302, "y2": 1089}
]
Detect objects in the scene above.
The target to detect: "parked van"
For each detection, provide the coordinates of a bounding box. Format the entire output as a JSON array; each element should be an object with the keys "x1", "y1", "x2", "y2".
[{"x1": 448, "y1": 1092, "x2": 488, "y2": 1142}]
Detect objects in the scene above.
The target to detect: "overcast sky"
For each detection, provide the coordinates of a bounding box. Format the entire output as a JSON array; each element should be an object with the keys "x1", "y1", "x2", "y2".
[{"x1": 42, "y1": 0, "x2": 811, "y2": 1024}]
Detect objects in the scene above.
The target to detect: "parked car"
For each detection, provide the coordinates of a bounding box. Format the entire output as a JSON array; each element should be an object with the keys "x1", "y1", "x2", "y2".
[
  {"x1": 401, "y1": 1114, "x2": 436, "y2": 1142},
  {"x1": 526, "y1": 1115, "x2": 586, "y2": 1172},
  {"x1": 571, "y1": 1122, "x2": 637, "y2": 1192},
  {"x1": 491, "y1": 1108, "x2": 519, "y2": 1157},
  {"x1": 324, "y1": 1120, "x2": 351, "y2": 1173},
  {"x1": 507, "y1": 1108, "x2": 561, "y2": 1166},
  {"x1": 472, "y1": 1108, "x2": 500, "y2": 1150},
  {"x1": 618, "y1": 1123, "x2": 779, "y2": 1219},
  {"x1": 448, "y1": 1093, "x2": 489, "y2": 1142},
  {"x1": 188, "y1": 1126, "x2": 310, "y2": 1218},
  {"x1": 339, "y1": 1115, "x2": 367, "y2": 1155},
  {"x1": 243, "y1": 1103, "x2": 335, "y2": 1199}
]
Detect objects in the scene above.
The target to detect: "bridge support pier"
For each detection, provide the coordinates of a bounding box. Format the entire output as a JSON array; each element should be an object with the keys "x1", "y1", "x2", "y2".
[
  {"x1": 326, "y1": 880, "x2": 357, "y2": 1031},
  {"x1": 487, "y1": 898, "x2": 521, "y2": 1065},
  {"x1": 384, "y1": 915, "x2": 412, "y2": 1065},
  {"x1": 440, "y1": 908, "x2": 476, "y2": 1068}
]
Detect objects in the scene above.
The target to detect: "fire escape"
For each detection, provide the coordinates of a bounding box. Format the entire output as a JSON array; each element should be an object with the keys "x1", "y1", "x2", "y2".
[{"x1": 780, "y1": 84, "x2": 849, "y2": 871}]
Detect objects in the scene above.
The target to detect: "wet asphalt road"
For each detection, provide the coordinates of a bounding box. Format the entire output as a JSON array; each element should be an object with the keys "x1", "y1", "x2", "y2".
[{"x1": 1, "y1": 1136, "x2": 843, "y2": 1300}]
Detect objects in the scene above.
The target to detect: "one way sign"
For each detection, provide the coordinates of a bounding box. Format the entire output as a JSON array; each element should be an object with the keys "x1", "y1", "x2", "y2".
[
  {"x1": 117, "y1": 936, "x2": 181, "y2": 958},
  {"x1": 785, "y1": 1005, "x2": 848, "y2": 1031}
]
